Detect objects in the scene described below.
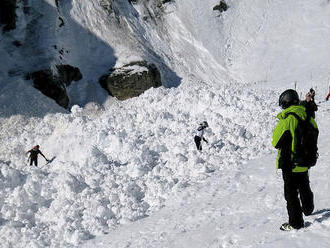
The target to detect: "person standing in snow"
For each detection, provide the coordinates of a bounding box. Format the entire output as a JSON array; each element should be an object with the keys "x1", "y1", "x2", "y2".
[
  {"x1": 27, "y1": 145, "x2": 49, "y2": 167},
  {"x1": 272, "y1": 89, "x2": 317, "y2": 231},
  {"x1": 194, "y1": 121, "x2": 209, "y2": 150},
  {"x1": 300, "y1": 88, "x2": 318, "y2": 119},
  {"x1": 326, "y1": 86, "x2": 330, "y2": 101}
]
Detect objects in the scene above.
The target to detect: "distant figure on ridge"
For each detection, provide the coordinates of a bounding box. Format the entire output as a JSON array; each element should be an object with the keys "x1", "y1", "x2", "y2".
[
  {"x1": 27, "y1": 145, "x2": 49, "y2": 166},
  {"x1": 194, "y1": 121, "x2": 209, "y2": 151},
  {"x1": 300, "y1": 88, "x2": 318, "y2": 119},
  {"x1": 326, "y1": 85, "x2": 330, "y2": 101}
]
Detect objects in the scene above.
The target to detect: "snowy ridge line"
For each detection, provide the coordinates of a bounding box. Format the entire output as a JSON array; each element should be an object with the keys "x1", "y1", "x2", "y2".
[{"x1": 0, "y1": 80, "x2": 278, "y2": 247}]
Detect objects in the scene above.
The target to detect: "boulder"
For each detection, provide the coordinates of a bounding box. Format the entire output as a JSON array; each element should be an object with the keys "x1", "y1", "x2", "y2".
[
  {"x1": 29, "y1": 69, "x2": 69, "y2": 108},
  {"x1": 27, "y1": 65, "x2": 82, "y2": 108},
  {"x1": 99, "y1": 61, "x2": 162, "y2": 100}
]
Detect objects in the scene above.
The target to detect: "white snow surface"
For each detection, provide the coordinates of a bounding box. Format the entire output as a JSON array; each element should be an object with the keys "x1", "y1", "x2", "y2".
[{"x1": 1, "y1": 0, "x2": 330, "y2": 247}]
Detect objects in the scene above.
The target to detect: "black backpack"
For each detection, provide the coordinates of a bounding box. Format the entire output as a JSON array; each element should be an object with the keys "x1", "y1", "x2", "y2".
[{"x1": 287, "y1": 112, "x2": 319, "y2": 168}]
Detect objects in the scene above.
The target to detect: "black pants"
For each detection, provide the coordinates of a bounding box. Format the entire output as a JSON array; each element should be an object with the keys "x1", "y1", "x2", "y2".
[
  {"x1": 194, "y1": 136, "x2": 202, "y2": 150},
  {"x1": 30, "y1": 157, "x2": 38, "y2": 166},
  {"x1": 282, "y1": 170, "x2": 314, "y2": 229}
]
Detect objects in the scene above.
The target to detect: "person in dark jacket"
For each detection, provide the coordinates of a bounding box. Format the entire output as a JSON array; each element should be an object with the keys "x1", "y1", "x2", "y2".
[
  {"x1": 272, "y1": 89, "x2": 317, "y2": 231},
  {"x1": 194, "y1": 121, "x2": 209, "y2": 150},
  {"x1": 27, "y1": 145, "x2": 49, "y2": 166},
  {"x1": 300, "y1": 88, "x2": 318, "y2": 119}
]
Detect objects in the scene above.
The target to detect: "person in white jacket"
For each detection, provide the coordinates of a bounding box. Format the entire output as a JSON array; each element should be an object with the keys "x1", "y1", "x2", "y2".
[{"x1": 194, "y1": 121, "x2": 209, "y2": 150}]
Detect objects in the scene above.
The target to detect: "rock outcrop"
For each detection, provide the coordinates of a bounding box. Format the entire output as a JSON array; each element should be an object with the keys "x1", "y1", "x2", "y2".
[
  {"x1": 213, "y1": 1, "x2": 228, "y2": 13},
  {"x1": 27, "y1": 65, "x2": 82, "y2": 108},
  {"x1": 56, "y1": 65, "x2": 83, "y2": 86},
  {"x1": 99, "y1": 61, "x2": 162, "y2": 100}
]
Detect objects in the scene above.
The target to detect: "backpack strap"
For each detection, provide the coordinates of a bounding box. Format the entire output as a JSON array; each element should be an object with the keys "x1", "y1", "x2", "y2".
[
  {"x1": 286, "y1": 112, "x2": 302, "y2": 122},
  {"x1": 286, "y1": 112, "x2": 312, "y2": 122}
]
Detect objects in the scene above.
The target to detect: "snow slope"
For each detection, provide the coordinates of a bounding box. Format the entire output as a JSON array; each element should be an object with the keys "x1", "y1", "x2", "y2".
[
  {"x1": 0, "y1": 79, "x2": 279, "y2": 247},
  {"x1": 1, "y1": 0, "x2": 330, "y2": 248},
  {"x1": 83, "y1": 104, "x2": 330, "y2": 248},
  {"x1": 218, "y1": 0, "x2": 330, "y2": 87}
]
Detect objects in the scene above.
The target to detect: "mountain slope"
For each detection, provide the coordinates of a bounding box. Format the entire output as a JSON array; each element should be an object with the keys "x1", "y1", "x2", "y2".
[{"x1": 1, "y1": 0, "x2": 330, "y2": 248}]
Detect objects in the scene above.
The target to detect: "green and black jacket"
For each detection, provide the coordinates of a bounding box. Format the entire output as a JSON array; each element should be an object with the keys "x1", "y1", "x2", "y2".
[{"x1": 272, "y1": 105, "x2": 318, "y2": 172}]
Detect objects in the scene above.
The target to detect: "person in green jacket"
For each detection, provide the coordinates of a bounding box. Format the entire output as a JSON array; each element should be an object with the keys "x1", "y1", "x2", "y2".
[{"x1": 272, "y1": 89, "x2": 317, "y2": 231}]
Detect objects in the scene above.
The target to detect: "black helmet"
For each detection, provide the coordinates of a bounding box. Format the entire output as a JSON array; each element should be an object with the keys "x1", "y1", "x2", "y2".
[
  {"x1": 201, "y1": 121, "x2": 209, "y2": 128},
  {"x1": 279, "y1": 89, "x2": 299, "y2": 109}
]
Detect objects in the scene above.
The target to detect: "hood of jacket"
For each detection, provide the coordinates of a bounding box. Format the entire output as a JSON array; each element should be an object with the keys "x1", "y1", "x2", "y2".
[{"x1": 276, "y1": 105, "x2": 307, "y2": 121}]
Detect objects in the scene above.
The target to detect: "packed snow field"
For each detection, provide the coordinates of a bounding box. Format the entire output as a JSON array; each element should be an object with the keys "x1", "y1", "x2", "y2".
[
  {"x1": 1, "y1": 82, "x2": 330, "y2": 248},
  {"x1": 1, "y1": 79, "x2": 329, "y2": 247},
  {"x1": 0, "y1": 79, "x2": 278, "y2": 247},
  {"x1": 84, "y1": 101, "x2": 330, "y2": 248}
]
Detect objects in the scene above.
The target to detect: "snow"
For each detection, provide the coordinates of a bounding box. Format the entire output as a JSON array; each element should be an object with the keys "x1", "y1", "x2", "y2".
[
  {"x1": 83, "y1": 105, "x2": 330, "y2": 248},
  {"x1": 0, "y1": 82, "x2": 281, "y2": 247},
  {"x1": 220, "y1": 0, "x2": 330, "y2": 86},
  {"x1": 0, "y1": 0, "x2": 330, "y2": 247}
]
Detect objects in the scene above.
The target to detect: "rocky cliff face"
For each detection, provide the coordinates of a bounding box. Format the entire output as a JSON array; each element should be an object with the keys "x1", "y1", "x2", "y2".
[{"x1": 0, "y1": 0, "x2": 178, "y2": 110}]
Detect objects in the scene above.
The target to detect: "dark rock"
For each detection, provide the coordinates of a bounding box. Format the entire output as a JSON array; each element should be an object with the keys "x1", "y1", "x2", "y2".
[
  {"x1": 12, "y1": 40, "x2": 22, "y2": 47},
  {"x1": 0, "y1": 0, "x2": 17, "y2": 32},
  {"x1": 58, "y1": 17, "x2": 65, "y2": 27},
  {"x1": 23, "y1": 6, "x2": 30, "y2": 15},
  {"x1": 56, "y1": 64, "x2": 83, "y2": 86},
  {"x1": 99, "y1": 61, "x2": 162, "y2": 100},
  {"x1": 30, "y1": 69, "x2": 69, "y2": 108},
  {"x1": 213, "y1": 1, "x2": 228, "y2": 12},
  {"x1": 28, "y1": 65, "x2": 82, "y2": 108},
  {"x1": 100, "y1": 0, "x2": 114, "y2": 13},
  {"x1": 156, "y1": 0, "x2": 173, "y2": 8},
  {"x1": 162, "y1": 0, "x2": 173, "y2": 4}
]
